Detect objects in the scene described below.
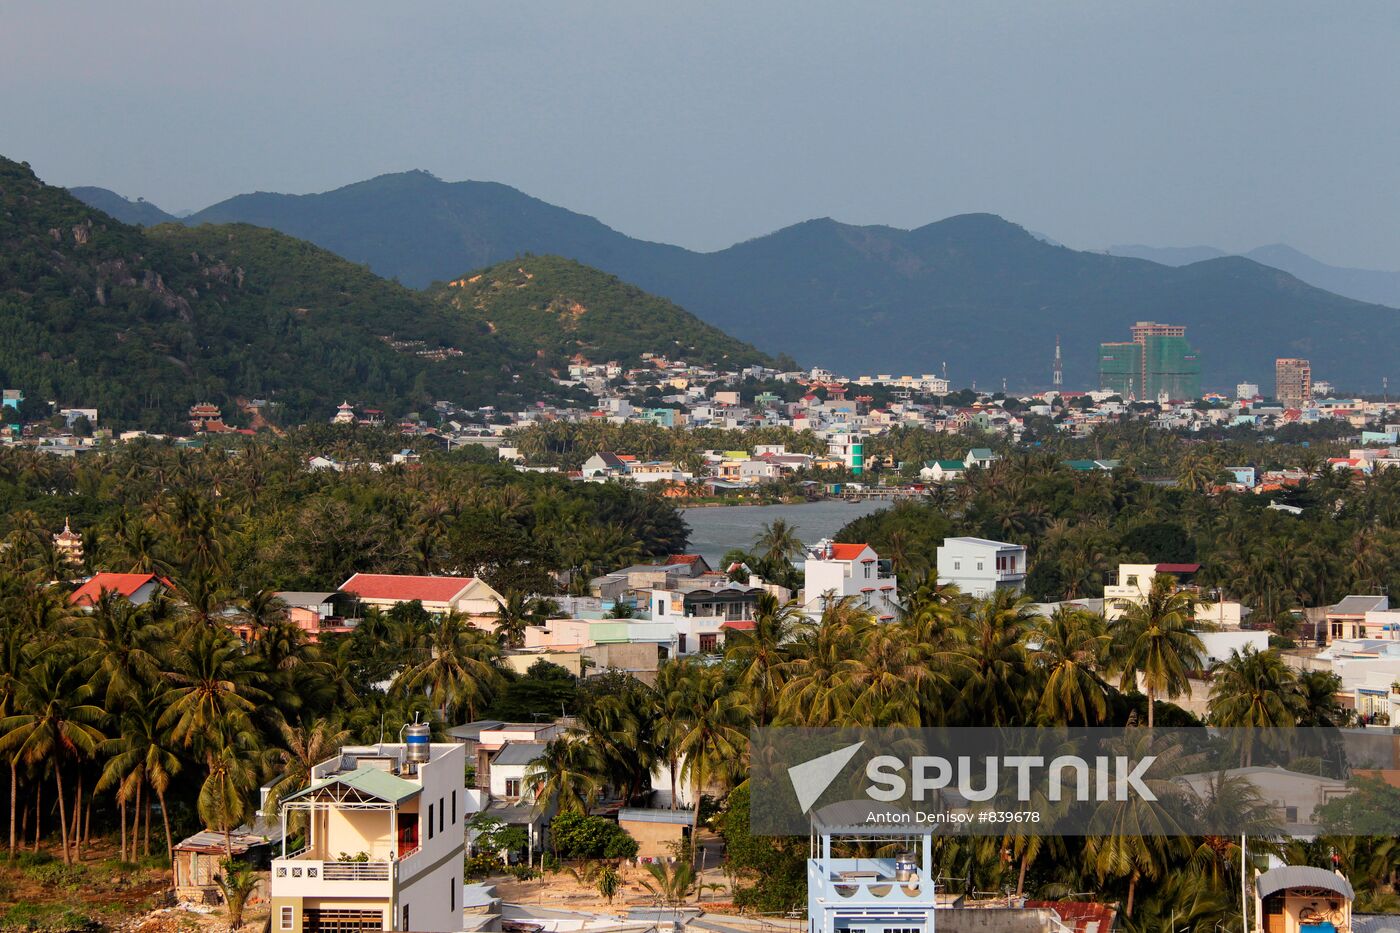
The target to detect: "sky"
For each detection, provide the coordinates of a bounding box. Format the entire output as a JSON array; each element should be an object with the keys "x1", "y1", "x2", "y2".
[{"x1": 4, "y1": 1, "x2": 1400, "y2": 267}]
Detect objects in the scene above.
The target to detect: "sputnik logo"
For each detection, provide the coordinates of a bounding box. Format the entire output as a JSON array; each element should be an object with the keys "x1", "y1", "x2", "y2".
[{"x1": 787, "y1": 741, "x2": 865, "y2": 813}]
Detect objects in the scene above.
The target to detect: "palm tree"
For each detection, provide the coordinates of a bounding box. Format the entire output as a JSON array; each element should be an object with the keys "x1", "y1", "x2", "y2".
[
  {"x1": 98, "y1": 698, "x2": 182, "y2": 867},
  {"x1": 640, "y1": 859, "x2": 699, "y2": 907},
  {"x1": 73, "y1": 590, "x2": 162, "y2": 710},
  {"x1": 493, "y1": 590, "x2": 547, "y2": 650},
  {"x1": 214, "y1": 858, "x2": 259, "y2": 932},
  {"x1": 754, "y1": 520, "x2": 803, "y2": 567},
  {"x1": 393, "y1": 612, "x2": 504, "y2": 721},
  {"x1": 160, "y1": 627, "x2": 269, "y2": 754},
  {"x1": 723, "y1": 593, "x2": 810, "y2": 725},
  {"x1": 1208, "y1": 646, "x2": 1304, "y2": 765},
  {"x1": 674, "y1": 660, "x2": 752, "y2": 861},
  {"x1": 0, "y1": 660, "x2": 105, "y2": 864},
  {"x1": 948, "y1": 589, "x2": 1036, "y2": 726},
  {"x1": 523, "y1": 736, "x2": 603, "y2": 815},
  {"x1": 200, "y1": 743, "x2": 258, "y2": 857},
  {"x1": 1111, "y1": 576, "x2": 1204, "y2": 728},
  {"x1": 263, "y1": 719, "x2": 351, "y2": 817},
  {"x1": 1029, "y1": 606, "x2": 1110, "y2": 726}
]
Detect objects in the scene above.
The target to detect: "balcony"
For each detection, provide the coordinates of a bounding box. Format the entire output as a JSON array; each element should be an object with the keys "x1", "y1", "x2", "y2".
[
  {"x1": 271, "y1": 854, "x2": 395, "y2": 898},
  {"x1": 808, "y1": 858, "x2": 939, "y2": 907}
]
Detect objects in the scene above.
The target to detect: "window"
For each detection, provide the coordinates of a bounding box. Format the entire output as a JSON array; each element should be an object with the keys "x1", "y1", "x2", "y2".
[
  {"x1": 505, "y1": 778, "x2": 522, "y2": 797},
  {"x1": 1285, "y1": 806, "x2": 1298, "y2": 822},
  {"x1": 281, "y1": 907, "x2": 293, "y2": 931},
  {"x1": 428, "y1": 803, "x2": 434, "y2": 840},
  {"x1": 976, "y1": 561, "x2": 983, "y2": 571},
  {"x1": 450, "y1": 877, "x2": 456, "y2": 911},
  {"x1": 657, "y1": 601, "x2": 665, "y2": 616},
  {"x1": 953, "y1": 561, "x2": 961, "y2": 571},
  {"x1": 864, "y1": 564, "x2": 871, "y2": 578},
  {"x1": 678, "y1": 634, "x2": 687, "y2": 653},
  {"x1": 452, "y1": 790, "x2": 457, "y2": 824},
  {"x1": 439, "y1": 797, "x2": 445, "y2": 834},
  {"x1": 402, "y1": 907, "x2": 409, "y2": 931},
  {"x1": 698, "y1": 633, "x2": 717, "y2": 652}
]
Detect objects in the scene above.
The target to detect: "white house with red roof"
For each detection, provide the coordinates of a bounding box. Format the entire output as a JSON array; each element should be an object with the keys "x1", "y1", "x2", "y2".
[
  {"x1": 69, "y1": 572, "x2": 172, "y2": 608},
  {"x1": 801, "y1": 539, "x2": 899, "y2": 621},
  {"x1": 338, "y1": 573, "x2": 505, "y2": 619}
]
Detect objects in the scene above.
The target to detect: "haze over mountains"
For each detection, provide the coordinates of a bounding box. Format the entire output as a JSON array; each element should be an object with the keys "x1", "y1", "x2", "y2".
[
  {"x1": 1108, "y1": 243, "x2": 1400, "y2": 308},
  {"x1": 72, "y1": 173, "x2": 1400, "y2": 392}
]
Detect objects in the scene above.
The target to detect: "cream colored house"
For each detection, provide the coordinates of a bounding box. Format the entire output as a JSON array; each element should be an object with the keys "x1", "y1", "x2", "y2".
[
  {"x1": 339, "y1": 574, "x2": 505, "y2": 620},
  {"x1": 270, "y1": 742, "x2": 474, "y2": 933}
]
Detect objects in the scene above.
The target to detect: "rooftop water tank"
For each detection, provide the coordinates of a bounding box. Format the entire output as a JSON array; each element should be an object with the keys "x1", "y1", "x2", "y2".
[{"x1": 404, "y1": 721, "x2": 431, "y2": 764}]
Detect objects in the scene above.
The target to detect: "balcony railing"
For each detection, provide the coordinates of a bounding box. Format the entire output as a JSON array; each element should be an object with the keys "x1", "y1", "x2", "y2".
[{"x1": 322, "y1": 861, "x2": 390, "y2": 881}]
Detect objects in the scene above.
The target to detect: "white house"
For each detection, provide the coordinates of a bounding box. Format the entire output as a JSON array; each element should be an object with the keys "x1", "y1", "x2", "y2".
[
  {"x1": 935, "y1": 537, "x2": 1026, "y2": 598},
  {"x1": 918, "y1": 459, "x2": 965, "y2": 482},
  {"x1": 271, "y1": 739, "x2": 473, "y2": 933},
  {"x1": 802, "y1": 540, "x2": 898, "y2": 621},
  {"x1": 808, "y1": 805, "x2": 938, "y2": 933}
]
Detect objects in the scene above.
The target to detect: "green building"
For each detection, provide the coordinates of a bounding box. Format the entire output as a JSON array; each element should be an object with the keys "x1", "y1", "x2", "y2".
[{"x1": 1098, "y1": 322, "x2": 1201, "y2": 400}]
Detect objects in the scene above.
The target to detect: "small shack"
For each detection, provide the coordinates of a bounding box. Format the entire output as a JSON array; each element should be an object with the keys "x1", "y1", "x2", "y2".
[
  {"x1": 617, "y1": 808, "x2": 694, "y2": 860},
  {"x1": 1255, "y1": 865, "x2": 1354, "y2": 933},
  {"x1": 173, "y1": 820, "x2": 281, "y2": 904}
]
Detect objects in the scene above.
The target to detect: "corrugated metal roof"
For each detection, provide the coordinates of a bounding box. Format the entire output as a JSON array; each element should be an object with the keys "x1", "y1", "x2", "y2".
[
  {"x1": 283, "y1": 766, "x2": 422, "y2": 805},
  {"x1": 618, "y1": 808, "x2": 695, "y2": 826},
  {"x1": 492, "y1": 742, "x2": 547, "y2": 766},
  {"x1": 1256, "y1": 866, "x2": 1354, "y2": 901},
  {"x1": 275, "y1": 591, "x2": 338, "y2": 606},
  {"x1": 1332, "y1": 595, "x2": 1389, "y2": 615}
]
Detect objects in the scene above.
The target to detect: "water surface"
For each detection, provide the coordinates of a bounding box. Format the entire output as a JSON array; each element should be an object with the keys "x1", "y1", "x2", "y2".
[{"x1": 681, "y1": 500, "x2": 890, "y2": 566}]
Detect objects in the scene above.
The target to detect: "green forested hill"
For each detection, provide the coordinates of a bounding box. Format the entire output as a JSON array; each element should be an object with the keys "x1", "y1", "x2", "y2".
[
  {"x1": 0, "y1": 158, "x2": 568, "y2": 429},
  {"x1": 427, "y1": 255, "x2": 772, "y2": 371}
]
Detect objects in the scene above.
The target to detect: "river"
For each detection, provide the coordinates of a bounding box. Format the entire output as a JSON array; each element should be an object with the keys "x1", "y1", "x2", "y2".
[{"x1": 681, "y1": 500, "x2": 890, "y2": 566}]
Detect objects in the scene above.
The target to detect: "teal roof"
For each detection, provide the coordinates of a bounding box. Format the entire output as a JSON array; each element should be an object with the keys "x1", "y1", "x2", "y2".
[
  {"x1": 967, "y1": 448, "x2": 995, "y2": 458},
  {"x1": 284, "y1": 766, "x2": 422, "y2": 805},
  {"x1": 929, "y1": 459, "x2": 965, "y2": 469}
]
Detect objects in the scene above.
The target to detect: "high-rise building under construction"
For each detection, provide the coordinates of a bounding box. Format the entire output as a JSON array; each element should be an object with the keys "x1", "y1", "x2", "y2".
[{"x1": 1098, "y1": 321, "x2": 1201, "y2": 401}]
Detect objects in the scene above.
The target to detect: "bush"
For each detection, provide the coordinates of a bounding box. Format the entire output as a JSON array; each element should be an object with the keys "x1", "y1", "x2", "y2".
[
  {"x1": 550, "y1": 811, "x2": 639, "y2": 861},
  {"x1": 21, "y1": 860, "x2": 86, "y2": 888},
  {"x1": 464, "y1": 853, "x2": 503, "y2": 878},
  {"x1": 506, "y1": 865, "x2": 538, "y2": 881}
]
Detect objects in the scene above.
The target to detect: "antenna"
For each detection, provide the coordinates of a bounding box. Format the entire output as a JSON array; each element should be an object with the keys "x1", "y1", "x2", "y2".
[{"x1": 1053, "y1": 335, "x2": 1063, "y2": 387}]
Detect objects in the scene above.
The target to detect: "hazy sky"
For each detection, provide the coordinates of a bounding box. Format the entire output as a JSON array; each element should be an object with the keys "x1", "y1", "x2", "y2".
[{"x1": 5, "y1": 1, "x2": 1399, "y2": 266}]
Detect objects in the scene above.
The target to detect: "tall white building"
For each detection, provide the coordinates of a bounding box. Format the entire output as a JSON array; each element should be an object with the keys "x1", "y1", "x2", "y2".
[
  {"x1": 803, "y1": 540, "x2": 898, "y2": 621},
  {"x1": 271, "y1": 736, "x2": 474, "y2": 933},
  {"x1": 808, "y1": 806, "x2": 938, "y2": 933},
  {"x1": 935, "y1": 537, "x2": 1026, "y2": 598}
]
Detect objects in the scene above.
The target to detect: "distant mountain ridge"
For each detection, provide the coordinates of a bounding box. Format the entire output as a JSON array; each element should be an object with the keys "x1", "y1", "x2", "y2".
[
  {"x1": 1109, "y1": 242, "x2": 1400, "y2": 308},
  {"x1": 71, "y1": 171, "x2": 1400, "y2": 391},
  {"x1": 67, "y1": 186, "x2": 177, "y2": 226}
]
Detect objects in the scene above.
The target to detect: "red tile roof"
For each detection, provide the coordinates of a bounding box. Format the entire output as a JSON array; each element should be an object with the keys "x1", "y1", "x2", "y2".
[
  {"x1": 1155, "y1": 563, "x2": 1200, "y2": 574},
  {"x1": 69, "y1": 573, "x2": 168, "y2": 606},
  {"x1": 828, "y1": 543, "x2": 870, "y2": 561},
  {"x1": 720, "y1": 620, "x2": 756, "y2": 630},
  {"x1": 664, "y1": 555, "x2": 704, "y2": 565},
  {"x1": 340, "y1": 573, "x2": 476, "y2": 604}
]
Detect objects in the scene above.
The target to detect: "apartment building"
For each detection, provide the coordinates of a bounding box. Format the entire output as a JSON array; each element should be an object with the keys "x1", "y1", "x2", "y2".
[
  {"x1": 1275, "y1": 358, "x2": 1313, "y2": 408},
  {"x1": 270, "y1": 738, "x2": 472, "y2": 933},
  {"x1": 935, "y1": 537, "x2": 1026, "y2": 598}
]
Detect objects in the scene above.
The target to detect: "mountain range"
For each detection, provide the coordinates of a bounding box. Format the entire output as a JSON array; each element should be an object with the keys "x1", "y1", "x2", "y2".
[
  {"x1": 1108, "y1": 243, "x2": 1400, "y2": 308},
  {"x1": 1, "y1": 158, "x2": 767, "y2": 428},
  {"x1": 73, "y1": 172, "x2": 1400, "y2": 391}
]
